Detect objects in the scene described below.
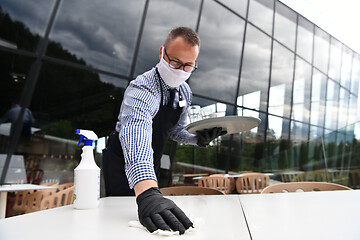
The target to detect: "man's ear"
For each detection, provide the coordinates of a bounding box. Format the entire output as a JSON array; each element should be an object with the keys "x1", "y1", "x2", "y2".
[{"x1": 159, "y1": 46, "x2": 163, "y2": 60}]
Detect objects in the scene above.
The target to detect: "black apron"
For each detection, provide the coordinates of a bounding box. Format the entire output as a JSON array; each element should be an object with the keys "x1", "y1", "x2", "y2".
[{"x1": 102, "y1": 69, "x2": 183, "y2": 196}]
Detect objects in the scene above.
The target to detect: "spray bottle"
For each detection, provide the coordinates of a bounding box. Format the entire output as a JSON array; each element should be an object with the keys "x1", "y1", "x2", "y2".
[{"x1": 73, "y1": 129, "x2": 100, "y2": 209}]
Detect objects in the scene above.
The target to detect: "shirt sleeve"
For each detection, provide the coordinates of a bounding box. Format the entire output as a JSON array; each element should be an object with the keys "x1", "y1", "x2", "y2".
[{"x1": 118, "y1": 80, "x2": 159, "y2": 189}]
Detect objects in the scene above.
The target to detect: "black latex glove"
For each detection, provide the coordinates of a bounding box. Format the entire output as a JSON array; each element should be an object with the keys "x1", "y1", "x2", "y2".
[
  {"x1": 136, "y1": 187, "x2": 193, "y2": 234},
  {"x1": 196, "y1": 127, "x2": 227, "y2": 147}
]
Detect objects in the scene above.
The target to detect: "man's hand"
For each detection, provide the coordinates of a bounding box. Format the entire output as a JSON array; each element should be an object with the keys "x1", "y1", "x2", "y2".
[
  {"x1": 196, "y1": 127, "x2": 227, "y2": 147},
  {"x1": 136, "y1": 187, "x2": 193, "y2": 234}
]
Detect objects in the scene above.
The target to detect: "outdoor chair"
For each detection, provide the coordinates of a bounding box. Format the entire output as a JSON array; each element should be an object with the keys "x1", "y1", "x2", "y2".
[
  {"x1": 198, "y1": 176, "x2": 232, "y2": 194},
  {"x1": 236, "y1": 172, "x2": 269, "y2": 194},
  {"x1": 209, "y1": 174, "x2": 236, "y2": 193},
  {"x1": 40, "y1": 186, "x2": 74, "y2": 211},
  {"x1": 261, "y1": 182, "x2": 352, "y2": 194},
  {"x1": 160, "y1": 186, "x2": 224, "y2": 196}
]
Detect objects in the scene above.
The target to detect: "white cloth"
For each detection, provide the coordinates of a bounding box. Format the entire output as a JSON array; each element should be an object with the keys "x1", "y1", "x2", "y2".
[{"x1": 128, "y1": 214, "x2": 203, "y2": 237}]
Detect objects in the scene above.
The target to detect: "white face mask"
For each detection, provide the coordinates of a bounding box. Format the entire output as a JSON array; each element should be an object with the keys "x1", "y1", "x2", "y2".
[{"x1": 157, "y1": 47, "x2": 192, "y2": 88}]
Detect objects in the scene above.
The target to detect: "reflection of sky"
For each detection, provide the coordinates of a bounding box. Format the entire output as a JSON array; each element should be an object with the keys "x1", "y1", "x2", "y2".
[
  {"x1": 1, "y1": 0, "x2": 54, "y2": 36},
  {"x1": 189, "y1": 0, "x2": 245, "y2": 103},
  {"x1": 49, "y1": 0, "x2": 146, "y2": 76}
]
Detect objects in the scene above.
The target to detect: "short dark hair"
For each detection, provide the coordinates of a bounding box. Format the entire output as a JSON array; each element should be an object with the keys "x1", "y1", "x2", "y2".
[{"x1": 164, "y1": 26, "x2": 200, "y2": 49}]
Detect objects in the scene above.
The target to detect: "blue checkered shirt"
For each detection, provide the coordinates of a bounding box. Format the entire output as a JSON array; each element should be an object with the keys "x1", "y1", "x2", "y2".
[{"x1": 115, "y1": 67, "x2": 197, "y2": 189}]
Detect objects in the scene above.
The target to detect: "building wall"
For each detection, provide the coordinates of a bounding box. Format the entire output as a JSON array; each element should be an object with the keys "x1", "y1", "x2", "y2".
[{"x1": 1, "y1": 0, "x2": 360, "y2": 187}]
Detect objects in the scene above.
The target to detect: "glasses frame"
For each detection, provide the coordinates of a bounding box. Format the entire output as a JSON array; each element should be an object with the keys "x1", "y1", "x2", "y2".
[{"x1": 163, "y1": 48, "x2": 198, "y2": 73}]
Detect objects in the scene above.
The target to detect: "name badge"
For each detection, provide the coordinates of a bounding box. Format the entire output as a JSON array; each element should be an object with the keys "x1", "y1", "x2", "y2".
[{"x1": 179, "y1": 100, "x2": 186, "y2": 108}]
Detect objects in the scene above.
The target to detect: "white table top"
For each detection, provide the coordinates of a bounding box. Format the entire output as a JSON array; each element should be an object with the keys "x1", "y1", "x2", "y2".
[
  {"x1": 239, "y1": 190, "x2": 360, "y2": 240},
  {"x1": 0, "y1": 184, "x2": 56, "y2": 192},
  {"x1": 0, "y1": 195, "x2": 251, "y2": 240}
]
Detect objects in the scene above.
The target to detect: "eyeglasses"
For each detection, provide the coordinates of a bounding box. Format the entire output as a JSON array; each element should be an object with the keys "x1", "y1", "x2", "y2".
[{"x1": 164, "y1": 48, "x2": 198, "y2": 73}]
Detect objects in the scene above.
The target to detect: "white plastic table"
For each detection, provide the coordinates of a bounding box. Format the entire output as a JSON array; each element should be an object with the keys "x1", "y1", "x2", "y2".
[
  {"x1": 0, "y1": 195, "x2": 251, "y2": 240},
  {"x1": 239, "y1": 189, "x2": 360, "y2": 240},
  {"x1": 0, "y1": 184, "x2": 56, "y2": 219}
]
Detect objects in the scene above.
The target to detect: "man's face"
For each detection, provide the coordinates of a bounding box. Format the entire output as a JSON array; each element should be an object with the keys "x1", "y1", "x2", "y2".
[{"x1": 159, "y1": 36, "x2": 199, "y2": 70}]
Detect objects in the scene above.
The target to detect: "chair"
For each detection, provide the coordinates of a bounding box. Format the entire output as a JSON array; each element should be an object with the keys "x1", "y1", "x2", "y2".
[
  {"x1": 11, "y1": 182, "x2": 58, "y2": 215},
  {"x1": 160, "y1": 186, "x2": 224, "y2": 196},
  {"x1": 210, "y1": 174, "x2": 236, "y2": 193},
  {"x1": 198, "y1": 176, "x2": 231, "y2": 194},
  {"x1": 40, "y1": 186, "x2": 74, "y2": 211},
  {"x1": 261, "y1": 182, "x2": 352, "y2": 194},
  {"x1": 280, "y1": 171, "x2": 305, "y2": 182},
  {"x1": 57, "y1": 182, "x2": 74, "y2": 191},
  {"x1": 236, "y1": 173, "x2": 269, "y2": 194},
  {"x1": 24, "y1": 188, "x2": 58, "y2": 213}
]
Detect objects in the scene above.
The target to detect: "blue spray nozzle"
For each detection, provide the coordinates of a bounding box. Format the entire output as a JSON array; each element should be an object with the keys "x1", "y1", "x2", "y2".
[{"x1": 75, "y1": 129, "x2": 98, "y2": 146}]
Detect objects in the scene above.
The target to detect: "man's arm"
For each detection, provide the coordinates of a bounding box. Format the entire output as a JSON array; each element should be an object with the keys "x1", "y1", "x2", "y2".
[{"x1": 134, "y1": 179, "x2": 157, "y2": 197}]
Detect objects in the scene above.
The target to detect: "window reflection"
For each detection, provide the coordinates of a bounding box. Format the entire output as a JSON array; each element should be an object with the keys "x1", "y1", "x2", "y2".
[
  {"x1": 313, "y1": 27, "x2": 329, "y2": 74},
  {"x1": 348, "y1": 94, "x2": 358, "y2": 125},
  {"x1": 325, "y1": 79, "x2": 339, "y2": 130},
  {"x1": 310, "y1": 126, "x2": 323, "y2": 140},
  {"x1": 274, "y1": 2, "x2": 296, "y2": 51},
  {"x1": 0, "y1": 52, "x2": 34, "y2": 154},
  {"x1": 337, "y1": 88, "x2": 349, "y2": 129},
  {"x1": 217, "y1": 0, "x2": 247, "y2": 18},
  {"x1": 296, "y1": 16, "x2": 314, "y2": 63},
  {"x1": 239, "y1": 25, "x2": 271, "y2": 113},
  {"x1": 269, "y1": 42, "x2": 294, "y2": 118},
  {"x1": 328, "y1": 38, "x2": 342, "y2": 82},
  {"x1": 292, "y1": 57, "x2": 311, "y2": 123},
  {"x1": 290, "y1": 121, "x2": 309, "y2": 143},
  {"x1": 48, "y1": 0, "x2": 146, "y2": 76},
  {"x1": 0, "y1": 0, "x2": 54, "y2": 52},
  {"x1": 311, "y1": 69, "x2": 326, "y2": 127},
  {"x1": 351, "y1": 55, "x2": 360, "y2": 95},
  {"x1": 190, "y1": 0, "x2": 245, "y2": 103},
  {"x1": 341, "y1": 47, "x2": 352, "y2": 90},
  {"x1": 135, "y1": 0, "x2": 200, "y2": 76},
  {"x1": 248, "y1": 0, "x2": 274, "y2": 35}
]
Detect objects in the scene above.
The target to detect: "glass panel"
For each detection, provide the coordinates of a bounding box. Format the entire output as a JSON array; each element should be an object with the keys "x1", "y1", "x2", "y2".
[
  {"x1": 310, "y1": 69, "x2": 326, "y2": 127},
  {"x1": 291, "y1": 57, "x2": 311, "y2": 123},
  {"x1": 134, "y1": 0, "x2": 200, "y2": 76},
  {"x1": 341, "y1": 46, "x2": 352, "y2": 90},
  {"x1": 296, "y1": 16, "x2": 314, "y2": 63},
  {"x1": 274, "y1": 2, "x2": 296, "y2": 51},
  {"x1": 351, "y1": 55, "x2": 360, "y2": 95},
  {"x1": 248, "y1": 0, "x2": 274, "y2": 35},
  {"x1": 0, "y1": 0, "x2": 54, "y2": 52},
  {"x1": 337, "y1": 88, "x2": 349, "y2": 129},
  {"x1": 218, "y1": 0, "x2": 247, "y2": 18},
  {"x1": 189, "y1": 96, "x2": 233, "y2": 123},
  {"x1": 328, "y1": 38, "x2": 342, "y2": 82},
  {"x1": 190, "y1": 0, "x2": 245, "y2": 103},
  {"x1": 236, "y1": 109, "x2": 267, "y2": 172},
  {"x1": 309, "y1": 125, "x2": 323, "y2": 140},
  {"x1": 348, "y1": 94, "x2": 357, "y2": 125},
  {"x1": 29, "y1": 63, "x2": 126, "y2": 184},
  {"x1": 174, "y1": 97, "x2": 234, "y2": 182},
  {"x1": 313, "y1": 27, "x2": 329, "y2": 74},
  {"x1": 325, "y1": 79, "x2": 339, "y2": 130},
  {"x1": 269, "y1": 42, "x2": 294, "y2": 118},
  {"x1": 238, "y1": 25, "x2": 271, "y2": 113},
  {"x1": 0, "y1": 52, "x2": 34, "y2": 153},
  {"x1": 290, "y1": 121, "x2": 309, "y2": 143},
  {"x1": 48, "y1": 0, "x2": 146, "y2": 76}
]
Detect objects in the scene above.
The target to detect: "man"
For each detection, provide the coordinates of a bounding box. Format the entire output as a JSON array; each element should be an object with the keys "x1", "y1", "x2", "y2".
[
  {"x1": 0, "y1": 102, "x2": 34, "y2": 138},
  {"x1": 103, "y1": 27, "x2": 225, "y2": 234}
]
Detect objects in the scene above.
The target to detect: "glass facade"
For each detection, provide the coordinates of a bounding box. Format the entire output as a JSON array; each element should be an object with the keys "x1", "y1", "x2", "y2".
[{"x1": 1, "y1": 0, "x2": 360, "y2": 195}]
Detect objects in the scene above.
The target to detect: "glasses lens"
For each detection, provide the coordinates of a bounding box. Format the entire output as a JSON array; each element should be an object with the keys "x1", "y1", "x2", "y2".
[
  {"x1": 169, "y1": 60, "x2": 182, "y2": 69},
  {"x1": 184, "y1": 65, "x2": 196, "y2": 73}
]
